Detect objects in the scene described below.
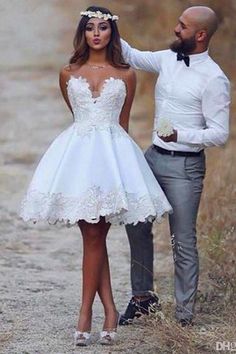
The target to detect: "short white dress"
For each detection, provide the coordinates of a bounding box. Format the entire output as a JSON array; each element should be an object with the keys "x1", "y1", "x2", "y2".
[{"x1": 20, "y1": 76, "x2": 172, "y2": 225}]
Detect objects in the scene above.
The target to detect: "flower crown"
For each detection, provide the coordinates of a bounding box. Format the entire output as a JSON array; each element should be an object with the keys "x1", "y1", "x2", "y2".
[{"x1": 80, "y1": 10, "x2": 119, "y2": 21}]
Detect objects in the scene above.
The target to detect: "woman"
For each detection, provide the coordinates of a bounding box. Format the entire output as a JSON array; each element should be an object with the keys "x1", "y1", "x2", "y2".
[{"x1": 20, "y1": 6, "x2": 172, "y2": 347}]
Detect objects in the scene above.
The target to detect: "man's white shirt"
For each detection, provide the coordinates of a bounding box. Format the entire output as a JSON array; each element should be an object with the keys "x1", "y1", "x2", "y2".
[{"x1": 121, "y1": 40, "x2": 230, "y2": 152}]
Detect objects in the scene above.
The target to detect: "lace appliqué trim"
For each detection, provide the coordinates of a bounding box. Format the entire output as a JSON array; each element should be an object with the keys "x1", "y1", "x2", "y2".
[{"x1": 20, "y1": 187, "x2": 170, "y2": 226}]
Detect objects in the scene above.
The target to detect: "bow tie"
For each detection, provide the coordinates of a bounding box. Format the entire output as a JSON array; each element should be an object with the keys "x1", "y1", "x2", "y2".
[{"x1": 177, "y1": 52, "x2": 190, "y2": 67}]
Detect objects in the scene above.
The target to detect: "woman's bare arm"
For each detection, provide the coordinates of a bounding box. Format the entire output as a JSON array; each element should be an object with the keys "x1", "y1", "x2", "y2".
[
  {"x1": 119, "y1": 69, "x2": 136, "y2": 132},
  {"x1": 59, "y1": 66, "x2": 73, "y2": 114}
]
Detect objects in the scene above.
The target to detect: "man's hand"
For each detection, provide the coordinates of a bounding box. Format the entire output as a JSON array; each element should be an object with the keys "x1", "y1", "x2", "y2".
[{"x1": 158, "y1": 129, "x2": 178, "y2": 142}]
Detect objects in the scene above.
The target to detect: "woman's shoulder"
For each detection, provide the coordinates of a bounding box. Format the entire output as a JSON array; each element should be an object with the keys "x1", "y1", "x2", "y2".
[
  {"x1": 118, "y1": 67, "x2": 136, "y2": 82},
  {"x1": 60, "y1": 65, "x2": 71, "y2": 82},
  {"x1": 60, "y1": 63, "x2": 80, "y2": 79}
]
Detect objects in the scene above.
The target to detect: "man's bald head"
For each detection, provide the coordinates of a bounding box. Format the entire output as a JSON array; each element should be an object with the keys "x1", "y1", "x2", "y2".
[
  {"x1": 183, "y1": 6, "x2": 218, "y2": 40},
  {"x1": 171, "y1": 6, "x2": 219, "y2": 54}
]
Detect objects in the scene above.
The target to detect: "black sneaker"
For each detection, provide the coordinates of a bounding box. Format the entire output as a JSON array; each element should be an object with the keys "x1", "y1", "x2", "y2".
[{"x1": 119, "y1": 293, "x2": 161, "y2": 326}]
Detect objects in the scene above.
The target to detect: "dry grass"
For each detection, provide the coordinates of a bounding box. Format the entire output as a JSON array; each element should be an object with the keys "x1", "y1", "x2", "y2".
[{"x1": 141, "y1": 307, "x2": 236, "y2": 354}]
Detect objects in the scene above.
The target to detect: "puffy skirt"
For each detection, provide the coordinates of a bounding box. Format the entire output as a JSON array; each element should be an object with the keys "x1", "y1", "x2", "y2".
[{"x1": 20, "y1": 124, "x2": 172, "y2": 225}]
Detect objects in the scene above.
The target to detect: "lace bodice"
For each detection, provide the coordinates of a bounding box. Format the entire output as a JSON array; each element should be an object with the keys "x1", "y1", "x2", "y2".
[{"x1": 67, "y1": 76, "x2": 126, "y2": 135}]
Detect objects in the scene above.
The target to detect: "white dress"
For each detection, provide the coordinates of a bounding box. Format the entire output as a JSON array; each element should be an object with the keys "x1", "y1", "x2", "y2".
[{"x1": 20, "y1": 76, "x2": 172, "y2": 225}]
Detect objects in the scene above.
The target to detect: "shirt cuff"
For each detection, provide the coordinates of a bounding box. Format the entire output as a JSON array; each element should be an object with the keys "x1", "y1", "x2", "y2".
[{"x1": 177, "y1": 130, "x2": 188, "y2": 144}]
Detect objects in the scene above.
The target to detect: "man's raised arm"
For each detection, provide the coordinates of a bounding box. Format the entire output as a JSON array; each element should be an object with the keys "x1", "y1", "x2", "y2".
[{"x1": 121, "y1": 39, "x2": 163, "y2": 73}]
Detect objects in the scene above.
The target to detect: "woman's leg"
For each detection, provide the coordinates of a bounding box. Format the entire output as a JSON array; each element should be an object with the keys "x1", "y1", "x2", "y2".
[
  {"x1": 96, "y1": 224, "x2": 118, "y2": 330},
  {"x1": 77, "y1": 218, "x2": 111, "y2": 331},
  {"x1": 92, "y1": 218, "x2": 117, "y2": 330}
]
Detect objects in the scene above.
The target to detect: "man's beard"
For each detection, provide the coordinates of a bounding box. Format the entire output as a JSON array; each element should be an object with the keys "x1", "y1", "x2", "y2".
[{"x1": 170, "y1": 35, "x2": 197, "y2": 55}]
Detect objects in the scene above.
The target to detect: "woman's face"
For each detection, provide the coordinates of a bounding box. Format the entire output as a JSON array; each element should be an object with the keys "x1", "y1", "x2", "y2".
[{"x1": 85, "y1": 18, "x2": 112, "y2": 50}]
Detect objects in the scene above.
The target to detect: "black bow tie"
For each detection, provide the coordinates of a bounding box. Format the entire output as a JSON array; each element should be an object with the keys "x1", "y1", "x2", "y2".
[{"x1": 177, "y1": 52, "x2": 190, "y2": 67}]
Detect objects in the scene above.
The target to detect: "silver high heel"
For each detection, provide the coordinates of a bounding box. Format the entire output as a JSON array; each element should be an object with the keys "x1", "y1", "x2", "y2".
[
  {"x1": 74, "y1": 331, "x2": 91, "y2": 346},
  {"x1": 99, "y1": 330, "x2": 117, "y2": 345},
  {"x1": 99, "y1": 312, "x2": 120, "y2": 345}
]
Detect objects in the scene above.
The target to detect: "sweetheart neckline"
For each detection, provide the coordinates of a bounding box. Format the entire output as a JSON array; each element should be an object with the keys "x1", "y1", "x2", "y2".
[{"x1": 67, "y1": 75, "x2": 126, "y2": 102}]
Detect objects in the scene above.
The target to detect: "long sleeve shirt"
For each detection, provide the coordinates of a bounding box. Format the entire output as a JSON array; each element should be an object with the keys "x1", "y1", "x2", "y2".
[{"x1": 121, "y1": 39, "x2": 230, "y2": 152}]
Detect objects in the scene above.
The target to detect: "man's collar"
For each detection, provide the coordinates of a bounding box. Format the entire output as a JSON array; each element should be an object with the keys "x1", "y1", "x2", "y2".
[{"x1": 188, "y1": 50, "x2": 209, "y2": 63}]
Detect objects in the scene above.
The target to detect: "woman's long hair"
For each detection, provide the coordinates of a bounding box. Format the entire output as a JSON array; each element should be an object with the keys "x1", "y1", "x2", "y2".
[{"x1": 69, "y1": 6, "x2": 129, "y2": 69}]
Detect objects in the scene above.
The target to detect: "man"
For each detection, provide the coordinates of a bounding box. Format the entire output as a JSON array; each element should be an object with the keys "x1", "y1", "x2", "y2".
[{"x1": 119, "y1": 6, "x2": 230, "y2": 326}]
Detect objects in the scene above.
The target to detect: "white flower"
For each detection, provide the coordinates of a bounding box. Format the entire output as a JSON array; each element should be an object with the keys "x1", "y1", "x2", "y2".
[
  {"x1": 96, "y1": 11, "x2": 103, "y2": 18},
  {"x1": 80, "y1": 11, "x2": 119, "y2": 21},
  {"x1": 156, "y1": 118, "x2": 174, "y2": 137}
]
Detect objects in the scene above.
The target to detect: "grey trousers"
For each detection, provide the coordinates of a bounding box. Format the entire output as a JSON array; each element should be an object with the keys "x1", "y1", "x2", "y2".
[{"x1": 125, "y1": 145, "x2": 206, "y2": 320}]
